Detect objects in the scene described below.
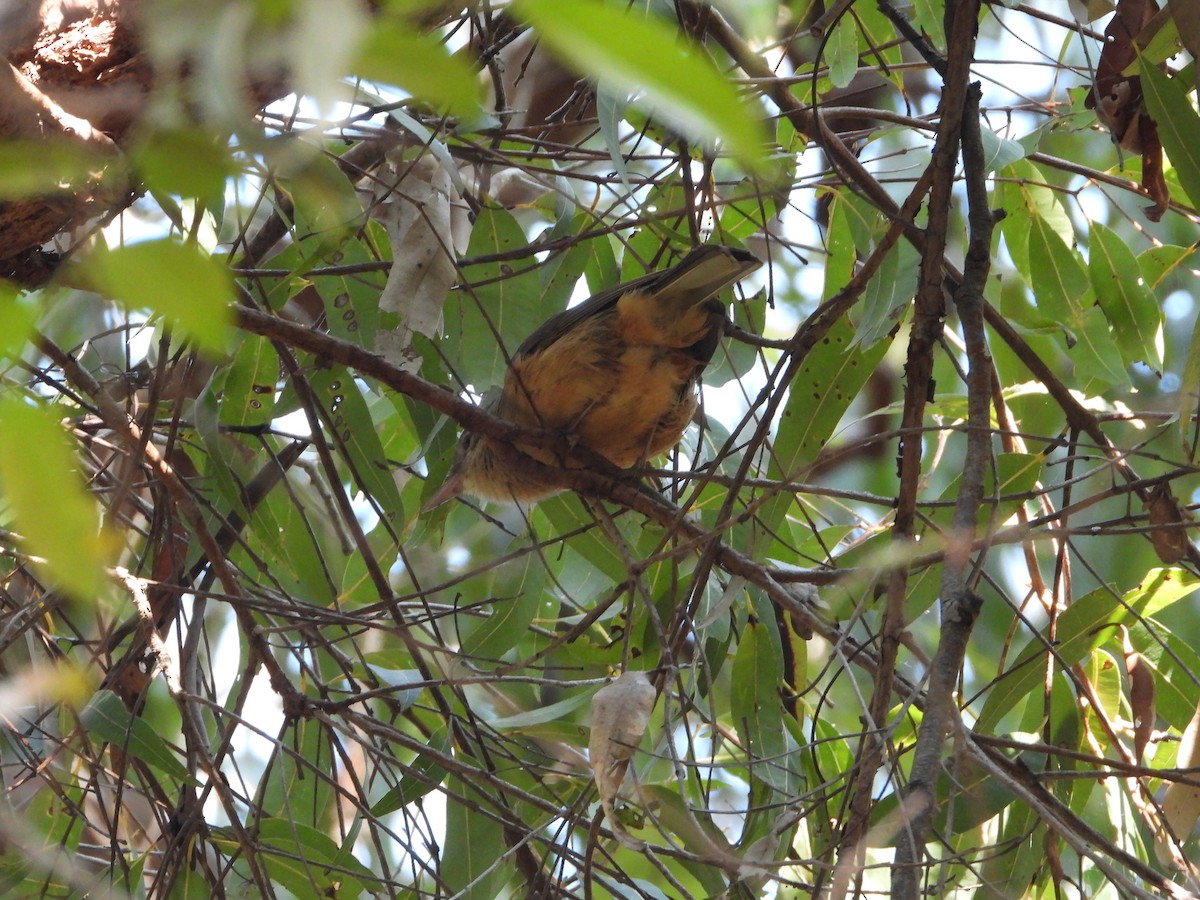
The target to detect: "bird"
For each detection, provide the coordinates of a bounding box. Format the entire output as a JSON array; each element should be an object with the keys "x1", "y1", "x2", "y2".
[{"x1": 426, "y1": 244, "x2": 762, "y2": 506}]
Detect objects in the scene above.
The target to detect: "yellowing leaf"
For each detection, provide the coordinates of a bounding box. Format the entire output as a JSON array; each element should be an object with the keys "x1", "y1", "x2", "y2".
[
  {"x1": 83, "y1": 239, "x2": 233, "y2": 354},
  {"x1": 0, "y1": 396, "x2": 114, "y2": 601},
  {"x1": 357, "y1": 21, "x2": 482, "y2": 114}
]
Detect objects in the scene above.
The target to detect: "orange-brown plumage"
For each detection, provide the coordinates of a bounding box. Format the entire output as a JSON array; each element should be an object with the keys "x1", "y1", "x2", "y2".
[{"x1": 429, "y1": 244, "x2": 761, "y2": 505}]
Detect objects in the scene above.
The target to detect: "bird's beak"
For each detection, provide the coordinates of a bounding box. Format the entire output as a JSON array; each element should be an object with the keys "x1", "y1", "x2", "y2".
[{"x1": 422, "y1": 471, "x2": 465, "y2": 512}]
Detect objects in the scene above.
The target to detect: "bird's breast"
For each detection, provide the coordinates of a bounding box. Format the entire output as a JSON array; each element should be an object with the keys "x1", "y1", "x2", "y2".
[{"x1": 500, "y1": 314, "x2": 703, "y2": 469}]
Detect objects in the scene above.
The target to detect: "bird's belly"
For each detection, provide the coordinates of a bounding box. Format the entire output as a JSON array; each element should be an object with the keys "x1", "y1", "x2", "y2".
[
  {"x1": 504, "y1": 339, "x2": 697, "y2": 468},
  {"x1": 576, "y1": 346, "x2": 698, "y2": 466}
]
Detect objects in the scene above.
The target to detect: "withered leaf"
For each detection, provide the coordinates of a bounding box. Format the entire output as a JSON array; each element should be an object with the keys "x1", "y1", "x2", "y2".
[
  {"x1": 589, "y1": 670, "x2": 657, "y2": 847},
  {"x1": 1086, "y1": 0, "x2": 1171, "y2": 217},
  {"x1": 1121, "y1": 626, "x2": 1156, "y2": 761},
  {"x1": 1144, "y1": 481, "x2": 1191, "y2": 563}
]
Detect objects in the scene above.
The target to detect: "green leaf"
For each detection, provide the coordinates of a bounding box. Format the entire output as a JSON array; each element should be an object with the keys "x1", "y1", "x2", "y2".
[
  {"x1": 0, "y1": 286, "x2": 37, "y2": 361},
  {"x1": 215, "y1": 818, "x2": 375, "y2": 898},
  {"x1": 269, "y1": 147, "x2": 365, "y2": 254},
  {"x1": 488, "y1": 689, "x2": 592, "y2": 731},
  {"x1": 825, "y1": 192, "x2": 880, "y2": 299},
  {"x1": 635, "y1": 784, "x2": 734, "y2": 894},
  {"x1": 81, "y1": 238, "x2": 233, "y2": 354},
  {"x1": 312, "y1": 222, "x2": 390, "y2": 347},
  {"x1": 997, "y1": 159, "x2": 1074, "y2": 278},
  {"x1": 442, "y1": 774, "x2": 514, "y2": 898},
  {"x1": 1027, "y1": 212, "x2": 1086, "y2": 326},
  {"x1": 929, "y1": 451, "x2": 1045, "y2": 539},
  {"x1": 977, "y1": 568, "x2": 1200, "y2": 732},
  {"x1": 1140, "y1": 58, "x2": 1200, "y2": 210},
  {"x1": 853, "y1": 3, "x2": 904, "y2": 73},
  {"x1": 708, "y1": 285, "x2": 767, "y2": 386},
  {"x1": 163, "y1": 867, "x2": 210, "y2": 900},
  {"x1": 910, "y1": 0, "x2": 945, "y2": 52},
  {"x1": 1156, "y1": 624, "x2": 1200, "y2": 731},
  {"x1": 538, "y1": 494, "x2": 631, "y2": 583},
  {"x1": 979, "y1": 128, "x2": 1028, "y2": 172},
  {"x1": 826, "y1": 15, "x2": 860, "y2": 89},
  {"x1": 596, "y1": 87, "x2": 637, "y2": 199},
  {"x1": 1026, "y1": 214, "x2": 1127, "y2": 388},
  {"x1": 538, "y1": 231, "x2": 592, "y2": 312},
  {"x1": 1074, "y1": 305, "x2": 1130, "y2": 390},
  {"x1": 514, "y1": 0, "x2": 767, "y2": 170},
  {"x1": 259, "y1": 715, "x2": 334, "y2": 827},
  {"x1": 357, "y1": 20, "x2": 482, "y2": 114},
  {"x1": 448, "y1": 206, "x2": 544, "y2": 387},
  {"x1": 774, "y1": 316, "x2": 890, "y2": 479},
  {"x1": 978, "y1": 800, "x2": 1042, "y2": 899},
  {"x1": 988, "y1": 452, "x2": 1044, "y2": 519},
  {"x1": 1088, "y1": 222, "x2": 1162, "y2": 373},
  {"x1": 871, "y1": 752, "x2": 1015, "y2": 836},
  {"x1": 80, "y1": 690, "x2": 193, "y2": 784},
  {"x1": 1138, "y1": 244, "x2": 1196, "y2": 290},
  {"x1": 730, "y1": 592, "x2": 798, "y2": 850},
  {"x1": 133, "y1": 127, "x2": 232, "y2": 200},
  {"x1": 718, "y1": 178, "x2": 778, "y2": 243},
  {"x1": 1179, "y1": 308, "x2": 1200, "y2": 460},
  {"x1": 711, "y1": 0, "x2": 778, "y2": 39},
  {"x1": 229, "y1": 494, "x2": 320, "y2": 601},
  {"x1": 458, "y1": 553, "x2": 545, "y2": 660},
  {"x1": 216, "y1": 335, "x2": 279, "y2": 427},
  {"x1": 372, "y1": 748, "x2": 449, "y2": 816},
  {"x1": 0, "y1": 396, "x2": 115, "y2": 601},
  {"x1": 854, "y1": 240, "x2": 919, "y2": 347},
  {"x1": 0, "y1": 142, "x2": 106, "y2": 198},
  {"x1": 307, "y1": 367, "x2": 405, "y2": 529}
]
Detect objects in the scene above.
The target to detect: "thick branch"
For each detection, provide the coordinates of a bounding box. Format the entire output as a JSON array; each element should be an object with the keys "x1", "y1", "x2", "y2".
[{"x1": 892, "y1": 73, "x2": 999, "y2": 896}]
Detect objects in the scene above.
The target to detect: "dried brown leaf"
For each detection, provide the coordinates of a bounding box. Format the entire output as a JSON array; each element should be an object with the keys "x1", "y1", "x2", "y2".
[
  {"x1": 589, "y1": 670, "x2": 657, "y2": 847},
  {"x1": 1121, "y1": 626, "x2": 1157, "y2": 761},
  {"x1": 1145, "y1": 481, "x2": 1191, "y2": 563},
  {"x1": 1086, "y1": 0, "x2": 1159, "y2": 151}
]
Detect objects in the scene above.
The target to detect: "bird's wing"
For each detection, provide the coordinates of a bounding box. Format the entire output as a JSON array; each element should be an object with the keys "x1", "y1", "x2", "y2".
[
  {"x1": 512, "y1": 268, "x2": 664, "y2": 360},
  {"x1": 512, "y1": 245, "x2": 759, "y2": 360}
]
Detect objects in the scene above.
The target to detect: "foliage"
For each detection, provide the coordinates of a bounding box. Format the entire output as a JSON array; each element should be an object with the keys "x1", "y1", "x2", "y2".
[{"x1": 0, "y1": 0, "x2": 1199, "y2": 897}]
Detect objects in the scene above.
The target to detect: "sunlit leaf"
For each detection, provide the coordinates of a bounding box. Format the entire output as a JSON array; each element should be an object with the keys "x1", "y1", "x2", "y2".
[
  {"x1": 81, "y1": 239, "x2": 233, "y2": 354},
  {"x1": 514, "y1": 0, "x2": 767, "y2": 170},
  {"x1": 1088, "y1": 221, "x2": 1162, "y2": 373},
  {"x1": 977, "y1": 568, "x2": 1200, "y2": 732},
  {"x1": 357, "y1": 20, "x2": 482, "y2": 113},
  {"x1": 0, "y1": 396, "x2": 115, "y2": 602}
]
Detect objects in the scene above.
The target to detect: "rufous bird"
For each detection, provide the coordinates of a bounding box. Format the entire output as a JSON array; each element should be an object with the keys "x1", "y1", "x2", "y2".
[{"x1": 427, "y1": 244, "x2": 761, "y2": 505}]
